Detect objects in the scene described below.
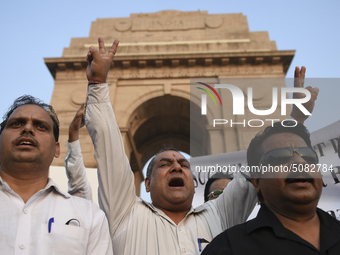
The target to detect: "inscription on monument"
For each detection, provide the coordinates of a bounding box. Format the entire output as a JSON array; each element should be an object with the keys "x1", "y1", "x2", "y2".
[{"x1": 132, "y1": 17, "x2": 205, "y2": 31}]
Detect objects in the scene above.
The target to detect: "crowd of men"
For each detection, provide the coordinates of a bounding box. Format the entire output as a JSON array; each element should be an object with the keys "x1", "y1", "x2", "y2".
[{"x1": 0, "y1": 37, "x2": 339, "y2": 254}]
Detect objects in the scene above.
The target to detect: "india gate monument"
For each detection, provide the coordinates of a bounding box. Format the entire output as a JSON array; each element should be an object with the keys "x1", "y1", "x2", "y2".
[{"x1": 45, "y1": 10, "x2": 294, "y2": 195}]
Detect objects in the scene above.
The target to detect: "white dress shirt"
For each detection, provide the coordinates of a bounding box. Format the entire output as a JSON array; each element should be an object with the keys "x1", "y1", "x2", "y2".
[
  {"x1": 0, "y1": 177, "x2": 112, "y2": 255},
  {"x1": 65, "y1": 83, "x2": 257, "y2": 254}
]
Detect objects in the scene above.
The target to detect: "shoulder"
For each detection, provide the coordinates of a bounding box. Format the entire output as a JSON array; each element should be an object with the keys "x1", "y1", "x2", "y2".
[
  {"x1": 203, "y1": 219, "x2": 258, "y2": 255},
  {"x1": 202, "y1": 229, "x2": 232, "y2": 255},
  {"x1": 70, "y1": 196, "x2": 104, "y2": 215},
  {"x1": 317, "y1": 207, "x2": 340, "y2": 230},
  {"x1": 69, "y1": 197, "x2": 110, "y2": 231},
  {"x1": 224, "y1": 220, "x2": 249, "y2": 239}
]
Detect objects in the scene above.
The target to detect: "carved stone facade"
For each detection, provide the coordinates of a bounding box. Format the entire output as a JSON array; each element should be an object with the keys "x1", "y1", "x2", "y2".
[{"x1": 45, "y1": 10, "x2": 294, "y2": 195}]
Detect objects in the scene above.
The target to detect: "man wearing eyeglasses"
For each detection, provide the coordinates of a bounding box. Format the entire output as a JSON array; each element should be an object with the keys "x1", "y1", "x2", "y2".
[
  {"x1": 202, "y1": 121, "x2": 340, "y2": 254},
  {"x1": 204, "y1": 172, "x2": 233, "y2": 202}
]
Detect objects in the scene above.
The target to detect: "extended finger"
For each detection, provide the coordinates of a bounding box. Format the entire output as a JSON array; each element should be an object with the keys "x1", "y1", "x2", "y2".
[
  {"x1": 299, "y1": 66, "x2": 306, "y2": 87},
  {"x1": 300, "y1": 66, "x2": 306, "y2": 79},
  {"x1": 294, "y1": 66, "x2": 306, "y2": 88},
  {"x1": 108, "y1": 39, "x2": 120, "y2": 56},
  {"x1": 294, "y1": 66, "x2": 300, "y2": 79},
  {"x1": 294, "y1": 66, "x2": 306, "y2": 78},
  {"x1": 98, "y1": 37, "x2": 106, "y2": 54}
]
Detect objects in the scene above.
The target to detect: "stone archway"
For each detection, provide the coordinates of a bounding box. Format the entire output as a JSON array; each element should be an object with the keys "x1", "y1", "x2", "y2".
[
  {"x1": 45, "y1": 10, "x2": 294, "y2": 194},
  {"x1": 127, "y1": 94, "x2": 210, "y2": 170}
]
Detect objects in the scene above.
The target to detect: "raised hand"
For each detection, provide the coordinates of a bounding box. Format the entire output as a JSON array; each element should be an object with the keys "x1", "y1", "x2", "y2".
[
  {"x1": 86, "y1": 37, "x2": 119, "y2": 84},
  {"x1": 291, "y1": 66, "x2": 319, "y2": 124},
  {"x1": 69, "y1": 104, "x2": 85, "y2": 142}
]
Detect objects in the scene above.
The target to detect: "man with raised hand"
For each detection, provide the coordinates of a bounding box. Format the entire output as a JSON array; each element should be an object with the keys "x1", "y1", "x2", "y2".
[
  {"x1": 202, "y1": 121, "x2": 340, "y2": 254},
  {"x1": 0, "y1": 96, "x2": 112, "y2": 254},
  {"x1": 67, "y1": 37, "x2": 318, "y2": 254},
  {"x1": 76, "y1": 37, "x2": 257, "y2": 254},
  {"x1": 65, "y1": 103, "x2": 92, "y2": 200},
  {"x1": 291, "y1": 66, "x2": 319, "y2": 124}
]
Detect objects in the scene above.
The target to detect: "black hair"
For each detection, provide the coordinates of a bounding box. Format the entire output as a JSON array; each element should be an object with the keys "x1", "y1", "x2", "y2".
[
  {"x1": 247, "y1": 120, "x2": 312, "y2": 202},
  {"x1": 0, "y1": 95, "x2": 59, "y2": 142},
  {"x1": 247, "y1": 121, "x2": 311, "y2": 168},
  {"x1": 204, "y1": 172, "x2": 233, "y2": 202},
  {"x1": 146, "y1": 148, "x2": 181, "y2": 178}
]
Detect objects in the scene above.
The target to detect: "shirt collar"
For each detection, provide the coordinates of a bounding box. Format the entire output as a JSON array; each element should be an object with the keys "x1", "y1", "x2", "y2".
[
  {"x1": 0, "y1": 176, "x2": 8, "y2": 191},
  {"x1": 141, "y1": 198, "x2": 204, "y2": 214},
  {"x1": 140, "y1": 198, "x2": 201, "y2": 225},
  {"x1": 246, "y1": 204, "x2": 286, "y2": 237},
  {"x1": 140, "y1": 197, "x2": 157, "y2": 212},
  {"x1": 45, "y1": 178, "x2": 71, "y2": 198},
  {"x1": 194, "y1": 203, "x2": 210, "y2": 213},
  {"x1": 0, "y1": 176, "x2": 71, "y2": 199},
  {"x1": 247, "y1": 204, "x2": 340, "y2": 252}
]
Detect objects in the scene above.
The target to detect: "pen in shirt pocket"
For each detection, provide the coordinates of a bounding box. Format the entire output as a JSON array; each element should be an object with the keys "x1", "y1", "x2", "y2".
[
  {"x1": 48, "y1": 217, "x2": 54, "y2": 233},
  {"x1": 48, "y1": 218, "x2": 80, "y2": 233},
  {"x1": 198, "y1": 238, "x2": 209, "y2": 252},
  {"x1": 65, "y1": 218, "x2": 80, "y2": 227}
]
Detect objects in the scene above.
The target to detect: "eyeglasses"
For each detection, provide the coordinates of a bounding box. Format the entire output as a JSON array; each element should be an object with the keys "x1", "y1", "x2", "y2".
[
  {"x1": 260, "y1": 147, "x2": 319, "y2": 166},
  {"x1": 207, "y1": 189, "x2": 223, "y2": 199}
]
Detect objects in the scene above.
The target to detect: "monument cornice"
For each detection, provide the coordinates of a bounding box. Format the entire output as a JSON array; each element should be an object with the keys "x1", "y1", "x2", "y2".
[{"x1": 45, "y1": 50, "x2": 294, "y2": 78}]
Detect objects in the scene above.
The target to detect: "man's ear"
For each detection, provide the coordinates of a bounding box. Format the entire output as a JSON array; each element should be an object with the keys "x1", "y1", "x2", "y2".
[
  {"x1": 251, "y1": 177, "x2": 261, "y2": 193},
  {"x1": 145, "y1": 177, "x2": 151, "y2": 193},
  {"x1": 54, "y1": 142, "x2": 60, "y2": 158}
]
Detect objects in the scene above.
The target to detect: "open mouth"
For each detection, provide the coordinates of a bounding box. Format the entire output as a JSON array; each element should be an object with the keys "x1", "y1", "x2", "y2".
[
  {"x1": 19, "y1": 141, "x2": 34, "y2": 146},
  {"x1": 168, "y1": 178, "x2": 184, "y2": 187},
  {"x1": 16, "y1": 138, "x2": 36, "y2": 147}
]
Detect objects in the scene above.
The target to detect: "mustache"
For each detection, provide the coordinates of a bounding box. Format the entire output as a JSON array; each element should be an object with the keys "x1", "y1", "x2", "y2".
[
  {"x1": 285, "y1": 171, "x2": 314, "y2": 183},
  {"x1": 12, "y1": 135, "x2": 39, "y2": 147}
]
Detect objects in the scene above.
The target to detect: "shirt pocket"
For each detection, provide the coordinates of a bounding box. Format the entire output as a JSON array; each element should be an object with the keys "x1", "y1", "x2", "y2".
[{"x1": 40, "y1": 223, "x2": 89, "y2": 255}]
